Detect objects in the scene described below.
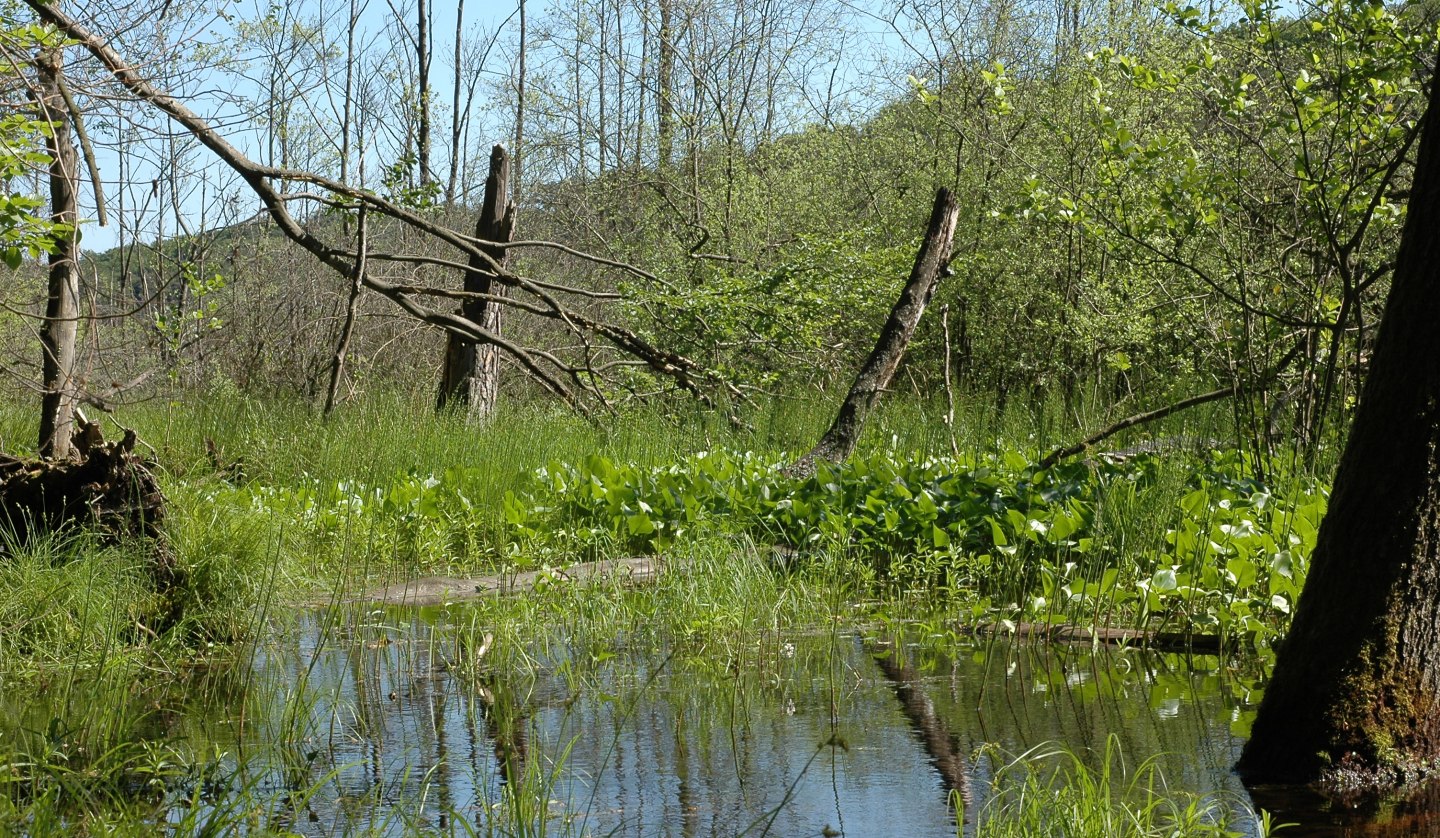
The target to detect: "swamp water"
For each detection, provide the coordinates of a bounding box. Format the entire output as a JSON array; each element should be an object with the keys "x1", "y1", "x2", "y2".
[
  {"x1": 199, "y1": 608, "x2": 1268, "y2": 836},
  {"x1": 20, "y1": 605, "x2": 1440, "y2": 836}
]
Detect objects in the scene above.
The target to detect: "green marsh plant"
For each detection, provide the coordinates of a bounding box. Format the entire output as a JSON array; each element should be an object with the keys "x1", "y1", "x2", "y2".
[{"x1": 976, "y1": 737, "x2": 1278, "y2": 837}]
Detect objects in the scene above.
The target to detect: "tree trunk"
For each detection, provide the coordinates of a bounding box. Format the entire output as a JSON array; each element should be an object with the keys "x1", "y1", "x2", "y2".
[
  {"x1": 513, "y1": 0, "x2": 525, "y2": 206},
  {"x1": 791, "y1": 188, "x2": 959, "y2": 476},
  {"x1": 445, "y1": 0, "x2": 466, "y2": 208},
  {"x1": 436, "y1": 145, "x2": 514, "y2": 419},
  {"x1": 36, "y1": 48, "x2": 81, "y2": 461},
  {"x1": 325, "y1": 208, "x2": 367, "y2": 416},
  {"x1": 656, "y1": 0, "x2": 675, "y2": 169},
  {"x1": 1236, "y1": 61, "x2": 1440, "y2": 791},
  {"x1": 340, "y1": 0, "x2": 359, "y2": 186},
  {"x1": 416, "y1": 0, "x2": 433, "y2": 188}
]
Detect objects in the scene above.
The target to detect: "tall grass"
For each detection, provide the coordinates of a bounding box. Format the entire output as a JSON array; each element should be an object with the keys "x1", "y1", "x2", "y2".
[{"x1": 976, "y1": 737, "x2": 1277, "y2": 838}]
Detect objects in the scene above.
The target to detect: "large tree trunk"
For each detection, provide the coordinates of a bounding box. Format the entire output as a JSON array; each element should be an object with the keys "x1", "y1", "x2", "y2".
[
  {"x1": 437, "y1": 145, "x2": 514, "y2": 419},
  {"x1": 1236, "y1": 63, "x2": 1440, "y2": 790},
  {"x1": 36, "y1": 49, "x2": 81, "y2": 461},
  {"x1": 790, "y1": 188, "x2": 959, "y2": 476}
]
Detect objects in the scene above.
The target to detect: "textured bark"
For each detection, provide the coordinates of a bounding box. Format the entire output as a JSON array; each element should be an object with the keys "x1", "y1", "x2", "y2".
[
  {"x1": 1236, "y1": 73, "x2": 1440, "y2": 790},
  {"x1": 791, "y1": 188, "x2": 959, "y2": 475},
  {"x1": 437, "y1": 145, "x2": 514, "y2": 419},
  {"x1": 36, "y1": 49, "x2": 82, "y2": 460}
]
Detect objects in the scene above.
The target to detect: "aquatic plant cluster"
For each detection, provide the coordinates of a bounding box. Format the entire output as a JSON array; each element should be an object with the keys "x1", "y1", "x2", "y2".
[
  {"x1": 225, "y1": 443, "x2": 1325, "y2": 646},
  {"x1": 503, "y1": 447, "x2": 1324, "y2": 644}
]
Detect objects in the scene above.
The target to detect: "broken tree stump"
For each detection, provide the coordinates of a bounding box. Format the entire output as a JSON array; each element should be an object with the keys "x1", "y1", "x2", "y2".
[{"x1": 0, "y1": 418, "x2": 177, "y2": 592}]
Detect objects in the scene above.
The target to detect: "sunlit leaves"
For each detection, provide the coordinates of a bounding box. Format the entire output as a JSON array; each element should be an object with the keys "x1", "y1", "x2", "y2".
[{"x1": 497, "y1": 445, "x2": 1325, "y2": 641}]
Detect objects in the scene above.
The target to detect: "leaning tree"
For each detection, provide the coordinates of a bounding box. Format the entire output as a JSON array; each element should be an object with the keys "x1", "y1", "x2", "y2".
[{"x1": 1237, "y1": 57, "x2": 1440, "y2": 789}]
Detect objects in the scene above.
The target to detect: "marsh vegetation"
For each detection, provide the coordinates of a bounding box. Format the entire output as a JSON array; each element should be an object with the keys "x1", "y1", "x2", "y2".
[
  {"x1": 3, "y1": 0, "x2": 1440, "y2": 830},
  {"x1": 0, "y1": 392, "x2": 1312, "y2": 835}
]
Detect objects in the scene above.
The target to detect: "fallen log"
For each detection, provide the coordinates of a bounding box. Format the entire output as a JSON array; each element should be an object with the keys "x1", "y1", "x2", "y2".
[
  {"x1": 0, "y1": 418, "x2": 177, "y2": 592},
  {"x1": 348, "y1": 556, "x2": 661, "y2": 607},
  {"x1": 964, "y1": 620, "x2": 1232, "y2": 655}
]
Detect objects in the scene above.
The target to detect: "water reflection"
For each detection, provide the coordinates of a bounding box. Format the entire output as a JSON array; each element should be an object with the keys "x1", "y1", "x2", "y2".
[
  {"x1": 1249, "y1": 782, "x2": 1440, "y2": 836},
  {"x1": 226, "y1": 609, "x2": 1278, "y2": 836},
  {"x1": 13, "y1": 606, "x2": 1440, "y2": 834}
]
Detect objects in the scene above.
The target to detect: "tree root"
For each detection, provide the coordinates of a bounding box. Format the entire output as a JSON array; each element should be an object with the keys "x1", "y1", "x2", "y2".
[{"x1": 0, "y1": 419, "x2": 178, "y2": 594}]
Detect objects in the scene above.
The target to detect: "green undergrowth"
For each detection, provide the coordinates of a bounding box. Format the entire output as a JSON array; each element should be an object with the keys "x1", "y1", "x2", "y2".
[
  {"x1": 0, "y1": 387, "x2": 1324, "y2": 677},
  {"x1": 0, "y1": 532, "x2": 160, "y2": 678},
  {"x1": 503, "y1": 445, "x2": 1326, "y2": 645}
]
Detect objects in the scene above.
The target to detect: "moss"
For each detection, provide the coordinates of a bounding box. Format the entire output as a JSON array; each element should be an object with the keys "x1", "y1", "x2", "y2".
[{"x1": 1319, "y1": 628, "x2": 1440, "y2": 791}]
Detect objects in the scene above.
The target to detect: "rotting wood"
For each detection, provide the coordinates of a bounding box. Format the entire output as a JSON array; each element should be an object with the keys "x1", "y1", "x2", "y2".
[
  {"x1": 789, "y1": 188, "x2": 960, "y2": 477},
  {"x1": 347, "y1": 556, "x2": 659, "y2": 607},
  {"x1": 0, "y1": 418, "x2": 177, "y2": 592},
  {"x1": 964, "y1": 620, "x2": 1231, "y2": 655},
  {"x1": 438, "y1": 145, "x2": 514, "y2": 419}
]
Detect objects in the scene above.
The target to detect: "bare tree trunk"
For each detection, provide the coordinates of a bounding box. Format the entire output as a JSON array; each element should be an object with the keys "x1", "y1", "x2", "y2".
[
  {"x1": 446, "y1": 0, "x2": 466, "y2": 207},
  {"x1": 790, "y1": 188, "x2": 959, "y2": 475},
  {"x1": 513, "y1": 0, "x2": 525, "y2": 206},
  {"x1": 598, "y1": 0, "x2": 608, "y2": 174},
  {"x1": 325, "y1": 208, "x2": 368, "y2": 415},
  {"x1": 340, "y1": 0, "x2": 361, "y2": 185},
  {"x1": 417, "y1": 0, "x2": 433, "y2": 187},
  {"x1": 656, "y1": 0, "x2": 674, "y2": 169},
  {"x1": 36, "y1": 49, "x2": 82, "y2": 461},
  {"x1": 437, "y1": 145, "x2": 514, "y2": 419}
]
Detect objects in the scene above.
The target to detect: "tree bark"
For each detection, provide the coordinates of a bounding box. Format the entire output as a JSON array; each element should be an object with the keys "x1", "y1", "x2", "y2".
[
  {"x1": 325, "y1": 208, "x2": 367, "y2": 416},
  {"x1": 656, "y1": 0, "x2": 675, "y2": 170},
  {"x1": 415, "y1": 0, "x2": 433, "y2": 188},
  {"x1": 791, "y1": 188, "x2": 959, "y2": 475},
  {"x1": 36, "y1": 49, "x2": 82, "y2": 461},
  {"x1": 1236, "y1": 70, "x2": 1440, "y2": 790},
  {"x1": 436, "y1": 145, "x2": 514, "y2": 419}
]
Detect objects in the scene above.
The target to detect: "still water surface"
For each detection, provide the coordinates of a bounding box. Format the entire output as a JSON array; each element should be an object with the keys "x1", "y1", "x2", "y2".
[{"x1": 226, "y1": 608, "x2": 1276, "y2": 836}]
